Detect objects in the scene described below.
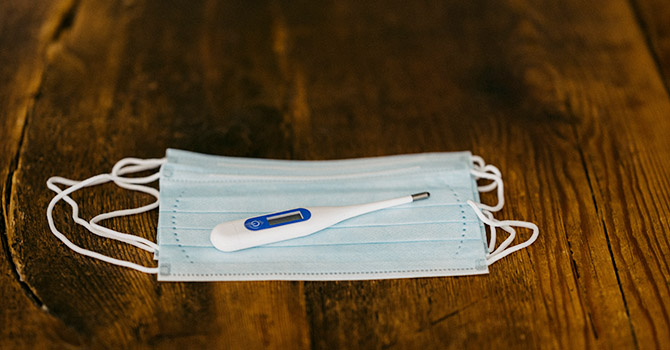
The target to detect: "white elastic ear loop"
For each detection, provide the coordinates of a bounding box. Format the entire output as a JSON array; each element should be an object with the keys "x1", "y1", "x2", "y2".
[
  {"x1": 481, "y1": 208, "x2": 517, "y2": 256},
  {"x1": 46, "y1": 157, "x2": 166, "y2": 252},
  {"x1": 472, "y1": 156, "x2": 499, "y2": 186},
  {"x1": 482, "y1": 210, "x2": 497, "y2": 252},
  {"x1": 87, "y1": 182, "x2": 160, "y2": 252},
  {"x1": 47, "y1": 177, "x2": 158, "y2": 252},
  {"x1": 87, "y1": 158, "x2": 166, "y2": 250},
  {"x1": 480, "y1": 209, "x2": 516, "y2": 253},
  {"x1": 47, "y1": 173, "x2": 159, "y2": 274},
  {"x1": 477, "y1": 165, "x2": 501, "y2": 192},
  {"x1": 467, "y1": 200, "x2": 539, "y2": 265},
  {"x1": 112, "y1": 158, "x2": 165, "y2": 183},
  {"x1": 470, "y1": 168, "x2": 504, "y2": 212},
  {"x1": 471, "y1": 155, "x2": 502, "y2": 193}
]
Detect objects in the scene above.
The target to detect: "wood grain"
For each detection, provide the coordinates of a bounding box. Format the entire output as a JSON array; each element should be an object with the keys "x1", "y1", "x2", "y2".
[
  {"x1": 0, "y1": 0, "x2": 86, "y2": 348},
  {"x1": 631, "y1": 0, "x2": 670, "y2": 91},
  {"x1": 1, "y1": 0, "x2": 669, "y2": 349},
  {"x1": 7, "y1": 1, "x2": 308, "y2": 349}
]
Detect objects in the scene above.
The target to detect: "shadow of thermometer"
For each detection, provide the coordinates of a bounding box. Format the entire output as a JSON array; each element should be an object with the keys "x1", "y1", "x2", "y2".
[{"x1": 210, "y1": 192, "x2": 430, "y2": 252}]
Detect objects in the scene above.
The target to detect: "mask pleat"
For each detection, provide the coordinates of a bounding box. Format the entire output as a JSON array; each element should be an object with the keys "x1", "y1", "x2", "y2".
[
  {"x1": 158, "y1": 221, "x2": 483, "y2": 247},
  {"x1": 156, "y1": 240, "x2": 488, "y2": 281}
]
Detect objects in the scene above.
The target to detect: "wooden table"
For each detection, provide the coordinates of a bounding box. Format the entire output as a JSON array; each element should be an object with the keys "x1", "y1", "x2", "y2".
[{"x1": 2, "y1": 1, "x2": 669, "y2": 348}]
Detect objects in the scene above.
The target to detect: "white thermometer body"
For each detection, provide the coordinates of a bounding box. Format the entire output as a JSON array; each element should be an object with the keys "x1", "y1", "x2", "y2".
[{"x1": 210, "y1": 192, "x2": 430, "y2": 252}]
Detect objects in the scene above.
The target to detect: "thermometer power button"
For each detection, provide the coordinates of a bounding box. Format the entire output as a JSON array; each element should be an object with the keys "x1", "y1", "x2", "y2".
[{"x1": 246, "y1": 220, "x2": 263, "y2": 229}]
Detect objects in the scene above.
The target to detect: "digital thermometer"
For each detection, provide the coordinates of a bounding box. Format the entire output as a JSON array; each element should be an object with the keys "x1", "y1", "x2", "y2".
[{"x1": 210, "y1": 192, "x2": 430, "y2": 252}]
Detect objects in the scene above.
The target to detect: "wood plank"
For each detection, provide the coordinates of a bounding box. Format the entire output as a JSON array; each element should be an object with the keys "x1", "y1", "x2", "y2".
[
  {"x1": 7, "y1": 0, "x2": 308, "y2": 348},
  {"x1": 271, "y1": 0, "x2": 670, "y2": 348},
  {"x1": 4, "y1": 0, "x2": 669, "y2": 349},
  {"x1": 548, "y1": 1, "x2": 670, "y2": 347},
  {"x1": 0, "y1": 0, "x2": 85, "y2": 348}
]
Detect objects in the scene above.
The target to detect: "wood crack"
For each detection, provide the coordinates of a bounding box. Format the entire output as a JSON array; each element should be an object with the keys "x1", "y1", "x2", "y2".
[
  {"x1": 627, "y1": 0, "x2": 670, "y2": 99},
  {"x1": 574, "y1": 126, "x2": 640, "y2": 350},
  {"x1": 50, "y1": 0, "x2": 80, "y2": 42},
  {"x1": 1, "y1": 163, "x2": 44, "y2": 308},
  {"x1": 601, "y1": 217, "x2": 640, "y2": 350}
]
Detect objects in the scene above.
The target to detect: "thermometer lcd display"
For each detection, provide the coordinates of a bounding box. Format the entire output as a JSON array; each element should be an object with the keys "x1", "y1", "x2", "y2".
[{"x1": 267, "y1": 211, "x2": 304, "y2": 226}]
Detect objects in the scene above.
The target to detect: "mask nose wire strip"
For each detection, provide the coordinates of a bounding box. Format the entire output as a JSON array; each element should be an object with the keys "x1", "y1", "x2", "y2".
[{"x1": 46, "y1": 158, "x2": 166, "y2": 274}]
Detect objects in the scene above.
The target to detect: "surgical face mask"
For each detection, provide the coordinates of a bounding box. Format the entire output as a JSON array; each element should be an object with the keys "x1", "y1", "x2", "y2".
[{"x1": 46, "y1": 149, "x2": 538, "y2": 281}]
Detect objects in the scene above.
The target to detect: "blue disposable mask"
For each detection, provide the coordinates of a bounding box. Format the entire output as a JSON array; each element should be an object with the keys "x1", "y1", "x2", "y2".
[{"x1": 46, "y1": 149, "x2": 538, "y2": 281}]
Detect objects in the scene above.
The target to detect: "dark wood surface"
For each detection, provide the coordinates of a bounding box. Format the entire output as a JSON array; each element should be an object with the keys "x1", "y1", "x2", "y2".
[{"x1": 1, "y1": 0, "x2": 669, "y2": 348}]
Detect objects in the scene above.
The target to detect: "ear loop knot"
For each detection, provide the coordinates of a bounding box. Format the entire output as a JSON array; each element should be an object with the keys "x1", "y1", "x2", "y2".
[{"x1": 46, "y1": 157, "x2": 166, "y2": 274}]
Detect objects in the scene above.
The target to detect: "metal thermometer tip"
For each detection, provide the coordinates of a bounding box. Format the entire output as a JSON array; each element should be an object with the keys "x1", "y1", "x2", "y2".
[{"x1": 411, "y1": 192, "x2": 430, "y2": 201}]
